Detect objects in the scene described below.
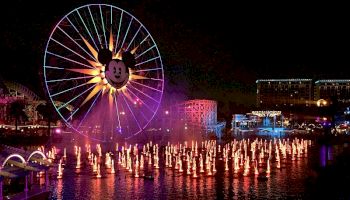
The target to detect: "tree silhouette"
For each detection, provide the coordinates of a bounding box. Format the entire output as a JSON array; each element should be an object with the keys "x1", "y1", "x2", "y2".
[
  {"x1": 36, "y1": 103, "x2": 58, "y2": 136},
  {"x1": 329, "y1": 96, "x2": 339, "y2": 129},
  {"x1": 9, "y1": 100, "x2": 28, "y2": 132}
]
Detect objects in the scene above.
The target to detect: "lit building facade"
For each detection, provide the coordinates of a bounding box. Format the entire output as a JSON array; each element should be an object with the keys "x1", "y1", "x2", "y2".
[
  {"x1": 232, "y1": 114, "x2": 259, "y2": 129},
  {"x1": 314, "y1": 80, "x2": 350, "y2": 103},
  {"x1": 256, "y1": 79, "x2": 313, "y2": 109}
]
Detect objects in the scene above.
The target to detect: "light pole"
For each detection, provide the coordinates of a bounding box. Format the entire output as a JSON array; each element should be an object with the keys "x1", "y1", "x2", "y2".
[{"x1": 317, "y1": 99, "x2": 329, "y2": 136}]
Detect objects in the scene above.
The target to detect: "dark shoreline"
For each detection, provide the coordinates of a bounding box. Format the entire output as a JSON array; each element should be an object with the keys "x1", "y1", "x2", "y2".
[{"x1": 0, "y1": 135, "x2": 50, "y2": 146}]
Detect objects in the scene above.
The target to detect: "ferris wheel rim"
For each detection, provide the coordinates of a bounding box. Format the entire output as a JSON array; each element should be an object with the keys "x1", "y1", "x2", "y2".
[{"x1": 43, "y1": 3, "x2": 164, "y2": 141}]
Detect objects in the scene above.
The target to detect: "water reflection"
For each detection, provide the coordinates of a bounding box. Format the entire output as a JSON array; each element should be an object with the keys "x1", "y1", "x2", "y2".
[
  {"x1": 56, "y1": 179, "x2": 63, "y2": 200},
  {"x1": 41, "y1": 139, "x2": 350, "y2": 199},
  {"x1": 320, "y1": 145, "x2": 334, "y2": 167}
]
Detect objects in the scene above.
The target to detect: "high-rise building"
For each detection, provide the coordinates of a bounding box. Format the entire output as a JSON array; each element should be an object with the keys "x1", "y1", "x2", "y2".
[
  {"x1": 314, "y1": 80, "x2": 350, "y2": 103},
  {"x1": 256, "y1": 79, "x2": 313, "y2": 109}
]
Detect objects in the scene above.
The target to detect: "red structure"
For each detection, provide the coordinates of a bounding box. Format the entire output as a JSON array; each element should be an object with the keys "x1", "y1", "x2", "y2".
[
  {"x1": 176, "y1": 99, "x2": 225, "y2": 138},
  {"x1": 178, "y1": 99, "x2": 217, "y2": 126}
]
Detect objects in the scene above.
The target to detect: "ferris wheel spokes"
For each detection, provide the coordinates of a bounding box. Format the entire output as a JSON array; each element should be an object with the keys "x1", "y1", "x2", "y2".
[
  {"x1": 57, "y1": 84, "x2": 96, "y2": 110},
  {"x1": 76, "y1": 90, "x2": 102, "y2": 129},
  {"x1": 44, "y1": 4, "x2": 164, "y2": 140},
  {"x1": 56, "y1": 26, "x2": 97, "y2": 62}
]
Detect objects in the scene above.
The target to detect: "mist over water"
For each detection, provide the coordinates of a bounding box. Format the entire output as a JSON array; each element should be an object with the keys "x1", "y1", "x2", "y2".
[{"x1": 48, "y1": 136, "x2": 350, "y2": 200}]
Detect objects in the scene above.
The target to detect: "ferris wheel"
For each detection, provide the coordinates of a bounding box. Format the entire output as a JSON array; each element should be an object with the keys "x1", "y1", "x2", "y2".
[{"x1": 43, "y1": 4, "x2": 164, "y2": 141}]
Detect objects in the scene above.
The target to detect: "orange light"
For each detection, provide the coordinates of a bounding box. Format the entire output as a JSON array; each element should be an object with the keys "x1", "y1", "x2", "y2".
[
  {"x1": 66, "y1": 68, "x2": 100, "y2": 76},
  {"x1": 109, "y1": 29, "x2": 114, "y2": 51},
  {"x1": 86, "y1": 59, "x2": 102, "y2": 68},
  {"x1": 130, "y1": 46, "x2": 138, "y2": 54},
  {"x1": 80, "y1": 84, "x2": 103, "y2": 107},
  {"x1": 112, "y1": 50, "x2": 122, "y2": 60},
  {"x1": 80, "y1": 35, "x2": 98, "y2": 60},
  {"x1": 130, "y1": 74, "x2": 147, "y2": 80},
  {"x1": 87, "y1": 76, "x2": 102, "y2": 84}
]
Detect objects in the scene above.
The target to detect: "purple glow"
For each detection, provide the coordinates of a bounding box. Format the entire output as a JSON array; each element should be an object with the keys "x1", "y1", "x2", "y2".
[
  {"x1": 43, "y1": 4, "x2": 164, "y2": 141},
  {"x1": 55, "y1": 128, "x2": 61, "y2": 134},
  {"x1": 320, "y1": 145, "x2": 326, "y2": 167}
]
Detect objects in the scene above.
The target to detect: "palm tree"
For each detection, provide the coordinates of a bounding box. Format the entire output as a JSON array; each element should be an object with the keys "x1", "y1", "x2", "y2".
[
  {"x1": 36, "y1": 103, "x2": 53, "y2": 136},
  {"x1": 9, "y1": 100, "x2": 28, "y2": 132},
  {"x1": 329, "y1": 96, "x2": 339, "y2": 133},
  {"x1": 36, "y1": 103, "x2": 61, "y2": 137}
]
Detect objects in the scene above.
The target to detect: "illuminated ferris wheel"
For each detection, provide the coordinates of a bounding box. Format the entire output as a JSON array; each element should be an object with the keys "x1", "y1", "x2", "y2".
[{"x1": 43, "y1": 4, "x2": 164, "y2": 141}]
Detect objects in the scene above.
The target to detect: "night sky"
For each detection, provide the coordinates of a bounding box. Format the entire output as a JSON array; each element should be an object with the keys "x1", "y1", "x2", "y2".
[{"x1": 1, "y1": 0, "x2": 349, "y2": 116}]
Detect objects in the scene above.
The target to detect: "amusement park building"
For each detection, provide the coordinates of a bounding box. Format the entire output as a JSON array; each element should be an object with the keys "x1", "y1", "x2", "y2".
[
  {"x1": 0, "y1": 80, "x2": 43, "y2": 124},
  {"x1": 157, "y1": 99, "x2": 225, "y2": 140},
  {"x1": 0, "y1": 79, "x2": 73, "y2": 127},
  {"x1": 176, "y1": 99, "x2": 225, "y2": 138}
]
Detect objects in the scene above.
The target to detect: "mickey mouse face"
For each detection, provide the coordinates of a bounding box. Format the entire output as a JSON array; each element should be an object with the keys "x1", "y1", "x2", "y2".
[{"x1": 105, "y1": 60, "x2": 129, "y2": 89}]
